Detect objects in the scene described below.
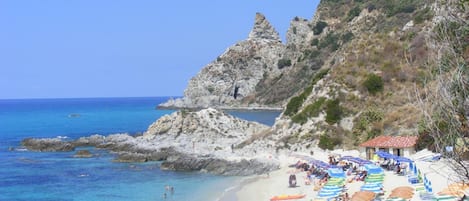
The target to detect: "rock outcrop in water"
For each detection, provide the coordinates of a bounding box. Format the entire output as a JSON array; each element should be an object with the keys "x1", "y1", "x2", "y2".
[
  {"x1": 74, "y1": 150, "x2": 93, "y2": 158},
  {"x1": 21, "y1": 109, "x2": 279, "y2": 176},
  {"x1": 22, "y1": 138, "x2": 75, "y2": 152}
]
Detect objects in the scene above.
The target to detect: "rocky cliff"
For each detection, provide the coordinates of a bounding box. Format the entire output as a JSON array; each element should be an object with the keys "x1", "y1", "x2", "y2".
[
  {"x1": 160, "y1": 0, "x2": 469, "y2": 152},
  {"x1": 22, "y1": 0, "x2": 468, "y2": 175},
  {"x1": 269, "y1": 0, "x2": 468, "y2": 152},
  {"x1": 159, "y1": 13, "x2": 286, "y2": 109},
  {"x1": 22, "y1": 109, "x2": 279, "y2": 176}
]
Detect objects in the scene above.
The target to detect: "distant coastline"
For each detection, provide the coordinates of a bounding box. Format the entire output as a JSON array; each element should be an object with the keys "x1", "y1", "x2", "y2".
[
  {"x1": 0, "y1": 96, "x2": 181, "y2": 101},
  {"x1": 157, "y1": 105, "x2": 283, "y2": 112}
]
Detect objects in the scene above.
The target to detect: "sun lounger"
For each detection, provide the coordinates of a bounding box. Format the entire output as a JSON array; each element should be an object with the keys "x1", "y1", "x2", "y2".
[{"x1": 434, "y1": 195, "x2": 459, "y2": 201}]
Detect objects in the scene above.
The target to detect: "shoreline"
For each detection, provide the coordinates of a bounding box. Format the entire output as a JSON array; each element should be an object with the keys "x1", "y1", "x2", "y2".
[
  {"x1": 156, "y1": 105, "x2": 284, "y2": 111},
  {"x1": 219, "y1": 150, "x2": 463, "y2": 201},
  {"x1": 216, "y1": 175, "x2": 263, "y2": 201}
]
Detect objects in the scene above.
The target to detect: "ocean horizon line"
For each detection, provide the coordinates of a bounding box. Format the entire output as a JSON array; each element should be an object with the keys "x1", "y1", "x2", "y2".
[{"x1": 0, "y1": 95, "x2": 183, "y2": 101}]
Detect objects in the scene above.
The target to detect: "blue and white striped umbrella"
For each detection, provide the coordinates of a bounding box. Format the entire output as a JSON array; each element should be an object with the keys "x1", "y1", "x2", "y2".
[
  {"x1": 424, "y1": 175, "x2": 433, "y2": 193},
  {"x1": 361, "y1": 185, "x2": 382, "y2": 193}
]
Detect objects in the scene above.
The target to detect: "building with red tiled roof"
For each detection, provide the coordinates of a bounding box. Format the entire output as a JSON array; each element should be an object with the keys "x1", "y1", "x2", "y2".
[{"x1": 359, "y1": 136, "x2": 418, "y2": 160}]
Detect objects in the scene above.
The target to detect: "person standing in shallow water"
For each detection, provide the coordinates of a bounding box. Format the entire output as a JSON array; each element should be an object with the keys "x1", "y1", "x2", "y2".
[{"x1": 231, "y1": 144, "x2": 234, "y2": 153}]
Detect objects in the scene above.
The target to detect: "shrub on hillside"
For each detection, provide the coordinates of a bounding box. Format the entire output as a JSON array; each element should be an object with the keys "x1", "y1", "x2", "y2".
[
  {"x1": 311, "y1": 38, "x2": 319, "y2": 47},
  {"x1": 341, "y1": 32, "x2": 354, "y2": 43},
  {"x1": 415, "y1": 131, "x2": 435, "y2": 151},
  {"x1": 292, "y1": 97, "x2": 326, "y2": 124},
  {"x1": 311, "y1": 68, "x2": 330, "y2": 85},
  {"x1": 319, "y1": 32, "x2": 340, "y2": 51},
  {"x1": 325, "y1": 99, "x2": 342, "y2": 124},
  {"x1": 318, "y1": 134, "x2": 342, "y2": 150},
  {"x1": 277, "y1": 58, "x2": 292, "y2": 69},
  {"x1": 284, "y1": 95, "x2": 306, "y2": 116},
  {"x1": 383, "y1": 0, "x2": 417, "y2": 16},
  {"x1": 367, "y1": 4, "x2": 376, "y2": 12},
  {"x1": 414, "y1": 7, "x2": 433, "y2": 24},
  {"x1": 363, "y1": 74, "x2": 384, "y2": 95},
  {"x1": 347, "y1": 6, "x2": 361, "y2": 22},
  {"x1": 313, "y1": 21, "x2": 328, "y2": 35}
]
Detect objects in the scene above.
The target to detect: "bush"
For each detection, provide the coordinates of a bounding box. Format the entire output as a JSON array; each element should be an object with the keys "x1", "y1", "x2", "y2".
[
  {"x1": 319, "y1": 32, "x2": 340, "y2": 51},
  {"x1": 312, "y1": 21, "x2": 328, "y2": 35},
  {"x1": 367, "y1": 4, "x2": 376, "y2": 12},
  {"x1": 277, "y1": 58, "x2": 292, "y2": 69},
  {"x1": 318, "y1": 134, "x2": 342, "y2": 150},
  {"x1": 341, "y1": 32, "x2": 354, "y2": 43},
  {"x1": 284, "y1": 95, "x2": 306, "y2": 116},
  {"x1": 292, "y1": 97, "x2": 326, "y2": 124},
  {"x1": 311, "y1": 68, "x2": 330, "y2": 85},
  {"x1": 415, "y1": 131, "x2": 435, "y2": 151},
  {"x1": 346, "y1": 6, "x2": 361, "y2": 22},
  {"x1": 284, "y1": 69, "x2": 329, "y2": 118},
  {"x1": 363, "y1": 74, "x2": 384, "y2": 95},
  {"x1": 311, "y1": 38, "x2": 319, "y2": 46},
  {"x1": 366, "y1": 128, "x2": 381, "y2": 140},
  {"x1": 301, "y1": 49, "x2": 320, "y2": 61},
  {"x1": 414, "y1": 7, "x2": 433, "y2": 24},
  {"x1": 325, "y1": 99, "x2": 342, "y2": 124},
  {"x1": 383, "y1": 0, "x2": 417, "y2": 17}
]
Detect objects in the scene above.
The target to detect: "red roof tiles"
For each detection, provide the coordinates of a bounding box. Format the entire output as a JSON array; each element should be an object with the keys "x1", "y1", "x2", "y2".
[{"x1": 359, "y1": 136, "x2": 418, "y2": 148}]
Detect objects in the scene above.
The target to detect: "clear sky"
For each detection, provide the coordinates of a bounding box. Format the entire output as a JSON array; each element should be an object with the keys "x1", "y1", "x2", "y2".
[{"x1": 0, "y1": 0, "x2": 319, "y2": 99}]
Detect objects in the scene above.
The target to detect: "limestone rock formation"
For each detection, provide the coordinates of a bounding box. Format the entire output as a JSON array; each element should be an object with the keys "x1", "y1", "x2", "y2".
[
  {"x1": 159, "y1": 13, "x2": 285, "y2": 109},
  {"x1": 248, "y1": 12, "x2": 282, "y2": 42},
  {"x1": 21, "y1": 138, "x2": 75, "y2": 152},
  {"x1": 143, "y1": 108, "x2": 270, "y2": 155},
  {"x1": 21, "y1": 109, "x2": 279, "y2": 176},
  {"x1": 74, "y1": 150, "x2": 93, "y2": 158}
]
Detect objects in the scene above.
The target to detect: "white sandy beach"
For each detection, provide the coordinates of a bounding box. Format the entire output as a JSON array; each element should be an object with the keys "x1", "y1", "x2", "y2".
[{"x1": 230, "y1": 149, "x2": 463, "y2": 201}]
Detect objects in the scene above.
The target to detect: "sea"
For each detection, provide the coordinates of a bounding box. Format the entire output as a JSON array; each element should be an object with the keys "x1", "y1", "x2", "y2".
[{"x1": 0, "y1": 97, "x2": 281, "y2": 201}]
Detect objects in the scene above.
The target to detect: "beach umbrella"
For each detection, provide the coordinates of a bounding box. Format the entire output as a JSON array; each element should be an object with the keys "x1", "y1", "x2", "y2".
[
  {"x1": 340, "y1": 155, "x2": 354, "y2": 160},
  {"x1": 310, "y1": 159, "x2": 330, "y2": 169},
  {"x1": 351, "y1": 191, "x2": 375, "y2": 201},
  {"x1": 364, "y1": 164, "x2": 383, "y2": 174},
  {"x1": 327, "y1": 168, "x2": 346, "y2": 178},
  {"x1": 395, "y1": 156, "x2": 413, "y2": 163},
  {"x1": 391, "y1": 186, "x2": 414, "y2": 193},
  {"x1": 388, "y1": 190, "x2": 414, "y2": 199},
  {"x1": 385, "y1": 198, "x2": 406, "y2": 201},
  {"x1": 322, "y1": 185, "x2": 342, "y2": 190},
  {"x1": 423, "y1": 175, "x2": 433, "y2": 193},
  {"x1": 375, "y1": 151, "x2": 394, "y2": 159},
  {"x1": 438, "y1": 183, "x2": 469, "y2": 197},
  {"x1": 317, "y1": 190, "x2": 340, "y2": 197},
  {"x1": 362, "y1": 182, "x2": 382, "y2": 187},
  {"x1": 361, "y1": 185, "x2": 382, "y2": 193},
  {"x1": 434, "y1": 195, "x2": 459, "y2": 200}
]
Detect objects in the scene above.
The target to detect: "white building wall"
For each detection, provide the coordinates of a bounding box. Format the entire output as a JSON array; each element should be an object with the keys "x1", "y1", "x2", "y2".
[{"x1": 403, "y1": 148, "x2": 415, "y2": 157}]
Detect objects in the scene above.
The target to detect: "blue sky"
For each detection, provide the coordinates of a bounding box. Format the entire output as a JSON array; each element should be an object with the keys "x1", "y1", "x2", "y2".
[{"x1": 0, "y1": 1, "x2": 319, "y2": 99}]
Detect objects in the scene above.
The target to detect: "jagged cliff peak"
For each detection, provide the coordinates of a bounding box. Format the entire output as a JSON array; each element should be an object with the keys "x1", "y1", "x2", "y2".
[
  {"x1": 248, "y1": 12, "x2": 281, "y2": 42},
  {"x1": 159, "y1": 12, "x2": 285, "y2": 109}
]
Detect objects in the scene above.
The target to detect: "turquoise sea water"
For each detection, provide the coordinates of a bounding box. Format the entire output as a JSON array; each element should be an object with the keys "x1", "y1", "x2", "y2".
[{"x1": 0, "y1": 97, "x2": 280, "y2": 201}]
